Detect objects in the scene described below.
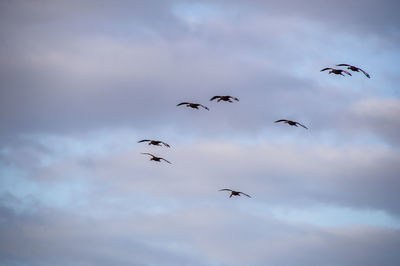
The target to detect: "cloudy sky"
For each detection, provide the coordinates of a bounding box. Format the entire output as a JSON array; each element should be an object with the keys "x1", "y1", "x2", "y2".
[{"x1": 1, "y1": 1, "x2": 400, "y2": 265}]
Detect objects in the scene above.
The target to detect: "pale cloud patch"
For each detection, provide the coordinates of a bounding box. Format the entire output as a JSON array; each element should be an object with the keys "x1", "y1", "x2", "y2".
[
  {"x1": 4, "y1": 133, "x2": 398, "y2": 216},
  {"x1": 346, "y1": 98, "x2": 400, "y2": 145}
]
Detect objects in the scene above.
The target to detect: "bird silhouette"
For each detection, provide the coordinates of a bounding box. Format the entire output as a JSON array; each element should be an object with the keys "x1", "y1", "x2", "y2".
[
  {"x1": 141, "y1": 153, "x2": 171, "y2": 164},
  {"x1": 275, "y1": 119, "x2": 308, "y2": 129},
  {"x1": 177, "y1": 102, "x2": 209, "y2": 110},
  {"x1": 138, "y1": 139, "x2": 170, "y2": 147},
  {"x1": 210, "y1": 95, "x2": 239, "y2": 103},
  {"x1": 320, "y1": 67, "x2": 352, "y2": 76},
  {"x1": 219, "y1": 189, "x2": 251, "y2": 198},
  {"x1": 336, "y1": 64, "x2": 370, "y2": 78}
]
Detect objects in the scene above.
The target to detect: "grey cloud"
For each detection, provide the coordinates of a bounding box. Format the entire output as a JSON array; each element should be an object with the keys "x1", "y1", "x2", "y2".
[
  {"x1": 0, "y1": 204, "x2": 399, "y2": 266},
  {"x1": 1, "y1": 0, "x2": 398, "y2": 147},
  {"x1": 0, "y1": 215, "x2": 204, "y2": 266},
  {"x1": 1, "y1": 2, "x2": 399, "y2": 264},
  {"x1": 346, "y1": 98, "x2": 400, "y2": 145},
  {"x1": 208, "y1": 0, "x2": 400, "y2": 42}
]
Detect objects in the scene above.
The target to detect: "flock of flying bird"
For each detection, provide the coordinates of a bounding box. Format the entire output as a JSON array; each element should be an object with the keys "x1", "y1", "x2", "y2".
[
  {"x1": 321, "y1": 63, "x2": 370, "y2": 78},
  {"x1": 139, "y1": 64, "x2": 370, "y2": 199}
]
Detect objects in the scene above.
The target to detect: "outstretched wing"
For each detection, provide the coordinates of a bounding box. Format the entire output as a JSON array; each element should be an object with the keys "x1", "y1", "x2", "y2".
[
  {"x1": 239, "y1": 192, "x2": 251, "y2": 198},
  {"x1": 138, "y1": 139, "x2": 150, "y2": 143},
  {"x1": 160, "y1": 141, "x2": 170, "y2": 147},
  {"x1": 141, "y1": 152, "x2": 154, "y2": 157},
  {"x1": 343, "y1": 70, "x2": 352, "y2": 76},
  {"x1": 200, "y1": 104, "x2": 210, "y2": 110},
  {"x1": 296, "y1": 122, "x2": 308, "y2": 129},
  {"x1": 275, "y1": 119, "x2": 288, "y2": 123},
  {"x1": 320, "y1": 68, "x2": 332, "y2": 72},
  {"x1": 219, "y1": 189, "x2": 233, "y2": 192},
  {"x1": 210, "y1": 96, "x2": 220, "y2": 101},
  {"x1": 177, "y1": 102, "x2": 190, "y2": 106},
  {"x1": 161, "y1": 158, "x2": 172, "y2": 164},
  {"x1": 336, "y1": 64, "x2": 351, "y2": 67},
  {"x1": 359, "y1": 68, "x2": 370, "y2": 78}
]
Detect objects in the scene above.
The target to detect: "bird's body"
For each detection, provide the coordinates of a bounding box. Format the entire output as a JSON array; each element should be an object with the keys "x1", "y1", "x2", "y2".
[
  {"x1": 141, "y1": 153, "x2": 171, "y2": 164},
  {"x1": 321, "y1": 68, "x2": 352, "y2": 76},
  {"x1": 275, "y1": 119, "x2": 308, "y2": 129},
  {"x1": 138, "y1": 139, "x2": 170, "y2": 147},
  {"x1": 177, "y1": 102, "x2": 209, "y2": 110},
  {"x1": 336, "y1": 64, "x2": 370, "y2": 78},
  {"x1": 219, "y1": 189, "x2": 251, "y2": 198},
  {"x1": 210, "y1": 95, "x2": 239, "y2": 103}
]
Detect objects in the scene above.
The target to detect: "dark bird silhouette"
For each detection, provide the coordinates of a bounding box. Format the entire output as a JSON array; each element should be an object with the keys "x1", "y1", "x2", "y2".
[
  {"x1": 141, "y1": 153, "x2": 171, "y2": 164},
  {"x1": 210, "y1": 95, "x2": 239, "y2": 103},
  {"x1": 177, "y1": 102, "x2": 209, "y2": 110},
  {"x1": 219, "y1": 189, "x2": 251, "y2": 198},
  {"x1": 320, "y1": 68, "x2": 352, "y2": 76},
  {"x1": 336, "y1": 64, "x2": 370, "y2": 78},
  {"x1": 275, "y1": 119, "x2": 308, "y2": 129},
  {"x1": 138, "y1": 139, "x2": 170, "y2": 147}
]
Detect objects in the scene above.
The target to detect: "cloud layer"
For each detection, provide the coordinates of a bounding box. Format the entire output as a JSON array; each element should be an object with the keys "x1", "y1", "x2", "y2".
[{"x1": 1, "y1": 1, "x2": 399, "y2": 265}]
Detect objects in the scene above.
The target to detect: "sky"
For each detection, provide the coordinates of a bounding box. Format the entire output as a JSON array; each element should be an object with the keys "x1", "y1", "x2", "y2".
[{"x1": 1, "y1": 0, "x2": 400, "y2": 265}]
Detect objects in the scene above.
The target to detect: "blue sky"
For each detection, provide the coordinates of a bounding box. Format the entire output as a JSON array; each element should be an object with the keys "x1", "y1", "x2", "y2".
[{"x1": 1, "y1": 1, "x2": 400, "y2": 265}]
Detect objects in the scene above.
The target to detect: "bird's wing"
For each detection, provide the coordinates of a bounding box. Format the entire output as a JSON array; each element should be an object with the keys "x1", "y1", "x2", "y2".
[
  {"x1": 239, "y1": 192, "x2": 251, "y2": 198},
  {"x1": 343, "y1": 70, "x2": 352, "y2": 76},
  {"x1": 177, "y1": 102, "x2": 190, "y2": 106},
  {"x1": 359, "y1": 68, "x2": 370, "y2": 78},
  {"x1": 275, "y1": 119, "x2": 287, "y2": 123},
  {"x1": 141, "y1": 152, "x2": 154, "y2": 157},
  {"x1": 138, "y1": 139, "x2": 150, "y2": 143},
  {"x1": 219, "y1": 189, "x2": 233, "y2": 192},
  {"x1": 200, "y1": 104, "x2": 209, "y2": 110},
  {"x1": 320, "y1": 68, "x2": 332, "y2": 72},
  {"x1": 161, "y1": 141, "x2": 170, "y2": 147},
  {"x1": 297, "y1": 122, "x2": 308, "y2": 129},
  {"x1": 161, "y1": 158, "x2": 172, "y2": 164},
  {"x1": 210, "y1": 96, "x2": 219, "y2": 101},
  {"x1": 336, "y1": 64, "x2": 351, "y2": 67}
]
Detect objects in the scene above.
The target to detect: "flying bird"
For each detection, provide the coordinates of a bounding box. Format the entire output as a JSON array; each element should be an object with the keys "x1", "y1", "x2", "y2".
[
  {"x1": 177, "y1": 102, "x2": 209, "y2": 110},
  {"x1": 336, "y1": 64, "x2": 370, "y2": 78},
  {"x1": 275, "y1": 119, "x2": 308, "y2": 129},
  {"x1": 138, "y1": 139, "x2": 170, "y2": 147},
  {"x1": 219, "y1": 189, "x2": 251, "y2": 198},
  {"x1": 210, "y1": 95, "x2": 239, "y2": 103},
  {"x1": 141, "y1": 153, "x2": 171, "y2": 164},
  {"x1": 320, "y1": 68, "x2": 352, "y2": 76}
]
